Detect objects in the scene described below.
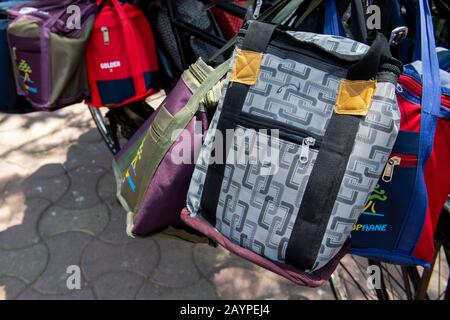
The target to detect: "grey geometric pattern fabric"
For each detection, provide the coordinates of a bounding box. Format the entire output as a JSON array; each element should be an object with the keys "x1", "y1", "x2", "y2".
[
  {"x1": 242, "y1": 53, "x2": 342, "y2": 136},
  {"x1": 216, "y1": 127, "x2": 318, "y2": 262},
  {"x1": 286, "y1": 32, "x2": 370, "y2": 60},
  {"x1": 186, "y1": 31, "x2": 400, "y2": 272},
  {"x1": 313, "y1": 82, "x2": 400, "y2": 270}
]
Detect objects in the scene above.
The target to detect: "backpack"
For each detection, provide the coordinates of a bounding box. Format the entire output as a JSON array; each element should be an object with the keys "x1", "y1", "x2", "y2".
[
  {"x1": 113, "y1": 58, "x2": 227, "y2": 237},
  {"x1": 210, "y1": 1, "x2": 247, "y2": 40},
  {"x1": 7, "y1": 0, "x2": 96, "y2": 111},
  {"x1": 349, "y1": 0, "x2": 448, "y2": 268},
  {"x1": 0, "y1": 0, "x2": 33, "y2": 113},
  {"x1": 85, "y1": 0, "x2": 158, "y2": 108},
  {"x1": 156, "y1": 0, "x2": 225, "y2": 72},
  {"x1": 185, "y1": 21, "x2": 402, "y2": 285}
]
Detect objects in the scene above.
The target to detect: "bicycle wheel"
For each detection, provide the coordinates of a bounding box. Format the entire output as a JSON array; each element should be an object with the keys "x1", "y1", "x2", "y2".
[
  {"x1": 88, "y1": 105, "x2": 121, "y2": 155},
  {"x1": 331, "y1": 201, "x2": 450, "y2": 300}
]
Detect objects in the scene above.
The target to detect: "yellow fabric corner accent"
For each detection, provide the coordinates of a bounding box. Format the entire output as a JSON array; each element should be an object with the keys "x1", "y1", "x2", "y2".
[
  {"x1": 334, "y1": 80, "x2": 377, "y2": 116},
  {"x1": 230, "y1": 48, "x2": 263, "y2": 86}
]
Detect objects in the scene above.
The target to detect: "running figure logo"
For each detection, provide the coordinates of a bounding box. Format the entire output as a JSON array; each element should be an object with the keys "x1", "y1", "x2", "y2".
[
  {"x1": 353, "y1": 184, "x2": 389, "y2": 232},
  {"x1": 362, "y1": 184, "x2": 388, "y2": 217},
  {"x1": 17, "y1": 59, "x2": 38, "y2": 93}
]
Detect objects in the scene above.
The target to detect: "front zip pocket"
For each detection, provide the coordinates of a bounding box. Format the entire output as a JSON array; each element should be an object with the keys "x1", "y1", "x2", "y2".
[
  {"x1": 227, "y1": 111, "x2": 323, "y2": 147},
  {"x1": 351, "y1": 152, "x2": 419, "y2": 251},
  {"x1": 382, "y1": 154, "x2": 418, "y2": 183}
]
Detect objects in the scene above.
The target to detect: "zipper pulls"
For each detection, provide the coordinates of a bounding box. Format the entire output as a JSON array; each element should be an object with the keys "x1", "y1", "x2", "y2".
[
  {"x1": 382, "y1": 156, "x2": 401, "y2": 183},
  {"x1": 300, "y1": 137, "x2": 316, "y2": 164},
  {"x1": 101, "y1": 26, "x2": 110, "y2": 45}
]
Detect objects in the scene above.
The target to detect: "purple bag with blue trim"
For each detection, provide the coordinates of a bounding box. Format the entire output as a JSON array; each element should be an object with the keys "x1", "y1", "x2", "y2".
[{"x1": 7, "y1": 0, "x2": 97, "y2": 111}]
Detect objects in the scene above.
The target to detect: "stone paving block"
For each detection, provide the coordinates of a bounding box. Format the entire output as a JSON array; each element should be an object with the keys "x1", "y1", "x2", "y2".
[
  {"x1": 14, "y1": 128, "x2": 84, "y2": 157},
  {"x1": 0, "y1": 243, "x2": 48, "y2": 283},
  {"x1": 18, "y1": 287, "x2": 95, "y2": 300},
  {"x1": 97, "y1": 170, "x2": 117, "y2": 206},
  {"x1": 98, "y1": 202, "x2": 132, "y2": 246},
  {"x1": 192, "y1": 243, "x2": 335, "y2": 299},
  {"x1": 192, "y1": 243, "x2": 259, "y2": 282},
  {"x1": 57, "y1": 166, "x2": 106, "y2": 210},
  {"x1": 0, "y1": 118, "x2": 67, "y2": 147},
  {"x1": 92, "y1": 271, "x2": 145, "y2": 300},
  {"x1": 0, "y1": 161, "x2": 33, "y2": 192},
  {"x1": 0, "y1": 143, "x2": 11, "y2": 157},
  {"x1": 24, "y1": 163, "x2": 66, "y2": 180},
  {"x1": 0, "y1": 198, "x2": 50, "y2": 249},
  {"x1": 76, "y1": 129, "x2": 103, "y2": 144},
  {"x1": 150, "y1": 237, "x2": 201, "y2": 288},
  {"x1": 33, "y1": 232, "x2": 93, "y2": 295},
  {"x1": 212, "y1": 267, "x2": 334, "y2": 300},
  {"x1": 0, "y1": 115, "x2": 29, "y2": 132},
  {"x1": 21, "y1": 169, "x2": 70, "y2": 202},
  {"x1": 38, "y1": 203, "x2": 109, "y2": 239},
  {"x1": 81, "y1": 238, "x2": 159, "y2": 281},
  {"x1": 64, "y1": 142, "x2": 112, "y2": 171},
  {"x1": 0, "y1": 276, "x2": 28, "y2": 300},
  {"x1": 63, "y1": 104, "x2": 97, "y2": 130},
  {"x1": 3, "y1": 149, "x2": 67, "y2": 173},
  {"x1": 136, "y1": 279, "x2": 219, "y2": 300}
]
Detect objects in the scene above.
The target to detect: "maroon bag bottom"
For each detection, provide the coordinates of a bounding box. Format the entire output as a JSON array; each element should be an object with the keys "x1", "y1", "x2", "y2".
[{"x1": 180, "y1": 208, "x2": 348, "y2": 287}]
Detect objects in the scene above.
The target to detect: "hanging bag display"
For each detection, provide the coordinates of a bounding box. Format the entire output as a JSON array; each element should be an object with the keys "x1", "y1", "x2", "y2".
[
  {"x1": 0, "y1": 0, "x2": 33, "y2": 113},
  {"x1": 184, "y1": 20, "x2": 402, "y2": 286},
  {"x1": 350, "y1": 0, "x2": 446, "y2": 267},
  {"x1": 85, "y1": 0, "x2": 158, "y2": 108},
  {"x1": 113, "y1": 58, "x2": 227, "y2": 237},
  {"x1": 112, "y1": 0, "x2": 315, "y2": 239},
  {"x1": 7, "y1": 0, "x2": 97, "y2": 111}
]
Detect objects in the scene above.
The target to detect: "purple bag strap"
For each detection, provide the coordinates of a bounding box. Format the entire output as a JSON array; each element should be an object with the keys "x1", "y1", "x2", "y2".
[{"x1": 8, "y1": 0, "x2": 96, "y2": 33}]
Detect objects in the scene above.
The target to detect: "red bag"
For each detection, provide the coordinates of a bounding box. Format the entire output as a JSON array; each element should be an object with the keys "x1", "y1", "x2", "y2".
[
  {"x1": 86, "y1": 0, "x2": 158, "y2": 108},
  {"x1": 211, "y1": 1, "x2": 247, "y2": 40},
  {"x1": 406, "y1": 70, "x2": 450, "y2": 263}
]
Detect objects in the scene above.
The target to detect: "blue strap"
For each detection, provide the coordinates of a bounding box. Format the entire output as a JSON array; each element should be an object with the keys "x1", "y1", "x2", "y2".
[
  {"x1": 418, "y1": 0, "x2": 441, "y2": 162},
  {"x1": 323, "y1": 0, "x2": 345, "y2": 36},
  {"x1": 397, "y1": 0, "x2": 442, "y2": 252}
]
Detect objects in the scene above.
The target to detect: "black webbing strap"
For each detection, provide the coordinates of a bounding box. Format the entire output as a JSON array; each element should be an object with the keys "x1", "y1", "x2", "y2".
[
  {"x1": 200, "y1": 21, "x2": 277, "y2": 226},
  {"x1": 285, "y1": 114, "x2": 361, "y2": 269},
  {"x1": 285, "y1": 31, "x2": 392, "y2": 270},
  {"x1": 347, "y1": 32, "x2": 391, "y2": 80}
]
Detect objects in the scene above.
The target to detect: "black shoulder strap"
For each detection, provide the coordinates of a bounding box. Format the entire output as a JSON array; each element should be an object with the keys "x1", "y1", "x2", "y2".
[
  {"x1": 286, "y1": 31, "x2": 392, "y2": 270},
  {"x1": 347, "y1": 32, "x2": 391, "y2": 80}
]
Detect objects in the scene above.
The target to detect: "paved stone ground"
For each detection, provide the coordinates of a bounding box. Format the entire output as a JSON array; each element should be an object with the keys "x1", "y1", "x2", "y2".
[{"x1": 0, "y1": 103, "x2": 337, "y2": 300}]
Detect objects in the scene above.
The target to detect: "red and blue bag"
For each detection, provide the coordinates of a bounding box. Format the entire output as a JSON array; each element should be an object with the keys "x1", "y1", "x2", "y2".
[
  {"x1": 349, "y1": 0, "x2": 449, "y2": 267},
  {"x1": 86, "y1": 0, "x2": 158, "y2": 108}
]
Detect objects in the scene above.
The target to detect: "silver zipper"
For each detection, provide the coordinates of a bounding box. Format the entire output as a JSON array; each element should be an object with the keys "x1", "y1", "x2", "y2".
[
  {"x1": 300, "y1": 137, "x2": 316, "y2": 164},
  {"x1": 12, "y1": 47, "x2": 17, "y2": 60},
  {"x1": 382, "y1": 156, "x2": 401, "y2": 183},
  {"x1": 101, "y1": 26, "x2": 110, "y2": 45}
]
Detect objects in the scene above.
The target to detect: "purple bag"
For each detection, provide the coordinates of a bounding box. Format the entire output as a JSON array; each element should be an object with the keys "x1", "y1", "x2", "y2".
[
  {"x1": 7, "y1": 0, "x2": 97, "y2": 110},
  {"x1": 113, "y1": 59, "x2": 228, "y2": 237}
]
